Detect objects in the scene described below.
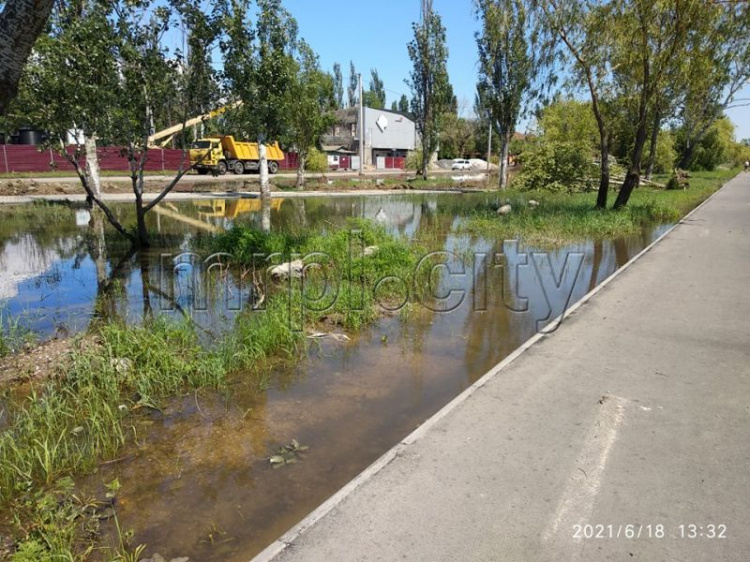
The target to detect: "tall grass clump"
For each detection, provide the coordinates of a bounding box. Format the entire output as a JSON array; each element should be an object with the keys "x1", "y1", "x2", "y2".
[
  {"x1": 209, "y1": 218, "x2": 421, "y2": 366},
  {"x1": 0, "y1": 319, "x2": 224, "y2": 504}
]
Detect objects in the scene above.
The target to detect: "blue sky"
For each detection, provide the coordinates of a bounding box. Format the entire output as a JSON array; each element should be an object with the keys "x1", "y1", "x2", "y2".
[{"x1": 206, "y1": 0, "x2": 747, "y2": 140}]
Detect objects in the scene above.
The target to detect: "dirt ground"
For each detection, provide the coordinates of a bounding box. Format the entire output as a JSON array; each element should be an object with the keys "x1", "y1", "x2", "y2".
[{"x1": 0, "y1": 337, "x2": 73, "y2": 386}]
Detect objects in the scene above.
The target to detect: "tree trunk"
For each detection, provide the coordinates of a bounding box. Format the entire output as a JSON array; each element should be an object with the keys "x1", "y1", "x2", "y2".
[
  {"x1": 84, "y1": 134, "x2": 102, "y2": 199},
  {"x1": 90, "y1": 209, "x2": 108, "y2": 289},
  {"x1": 595, "y1": 130, "x2": 611, "y2": 210},
  {"x1": 296, "y1": 153, "x2": 306, "y2": 190},
  {"x1": 260, "y1": 191, "x2": 271, "y2": 233},
  {"x1": 644, "y1": 110, "x2": 661, "y2": 180},
  {"x1": 259, "y1": 139, "x2": 270, "y2": 196},
  {"x1": 678, "y1": 140, "x2": 695, "y2": 170},
  {"x1": 498, "y1": 130, "x2": 511, "y2": 190},
  {"x1": 0, "y1": 0, "x2": 55, "y2": 115},
  {"x1": 613, "y1": 118, "x2": 649, "y2": 209}
]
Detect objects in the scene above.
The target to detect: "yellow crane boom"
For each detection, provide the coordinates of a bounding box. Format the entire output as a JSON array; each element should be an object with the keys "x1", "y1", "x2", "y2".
[{"x1": 147, "y1": 103, "x2": 241, "y2": 148}]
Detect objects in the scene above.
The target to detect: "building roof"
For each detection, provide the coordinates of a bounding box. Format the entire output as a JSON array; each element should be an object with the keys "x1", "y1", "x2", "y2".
[{"x1": 322, "y1": 144, "x2": 356, "y2": 154}]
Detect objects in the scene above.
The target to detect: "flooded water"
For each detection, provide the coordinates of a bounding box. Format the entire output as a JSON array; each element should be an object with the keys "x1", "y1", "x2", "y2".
[{"x1": 0, "y1": 193, "x2": 670, "y2": 560}]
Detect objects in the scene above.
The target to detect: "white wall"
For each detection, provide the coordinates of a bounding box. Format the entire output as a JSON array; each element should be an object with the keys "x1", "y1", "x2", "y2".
[{"x1": 363, "y1": 108, "x2": 416, "y2": 154}]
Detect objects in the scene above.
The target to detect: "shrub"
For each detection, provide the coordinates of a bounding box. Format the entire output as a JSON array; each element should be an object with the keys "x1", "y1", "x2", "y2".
[
  {"x1": 514, "y1": 140, "x2": 598, "y2": 192},
  {"x1": 306, "y1": 147, "x2": 328, "y2": 173}
]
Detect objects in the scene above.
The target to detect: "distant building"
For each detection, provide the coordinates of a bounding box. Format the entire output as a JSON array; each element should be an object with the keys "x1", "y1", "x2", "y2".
[{"x1": 322, "y1": 107, "x2": 417, "y2": 169}]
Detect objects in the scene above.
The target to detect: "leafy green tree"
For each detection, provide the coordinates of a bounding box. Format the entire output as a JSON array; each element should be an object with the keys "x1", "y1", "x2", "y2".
[
  {"x1": 675, "y1": 2, "x2": 750, "y2": 169},
  {"x1": 0, "y1": 0, "x2": 55, "y2": 115},
  {"x1": 476, "y1": 0, "x2": 548, "y2": 189},
  {"x1": 609, "y1": 0, "x2": 704, "y2": 210},
  {"x1": 441, "y1": 113, "x2": 477, "y2": 159},
  {"x1": 12, "y1": 0, "x2": 208, "y2": 247},
  {"x1": 514, "y1": 139, "x2": 598, "y2": 192},
  {"x1": 406, "y1": 5, "x2": 451, "y2": 180},
  {"x1": 289, "y1": 43, "x2": 336, "y2": 188},
  {"x1": 333, "y1": 62, "x2": 344, "y2": 108},
  {"x1": 537, "y1": 0, "x2": 618, "y2": 208},
  {"x1": 221, "y1": 0, "x2": 299, "y2": 229},
  {"x1": 675, "y1": 116, "x2": 736, "y2": 171},
  {"x1": 398, "y1": 94, "x2": 410, "y2": 113},
  {"x1": 537, "y1": 97, "x2": 598, "y2": 150},
  {"x1": 348, "y1": 60, "x2": 358, "y2": 108},
  {"x1": 176, "y1": 0, "x2": 221, "y2": 126},
  {"x1": 367, "y1": 68, "x2": 386, "y2": 109}
]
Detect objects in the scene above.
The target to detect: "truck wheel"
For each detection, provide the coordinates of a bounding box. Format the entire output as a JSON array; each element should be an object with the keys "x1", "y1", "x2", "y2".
[
  {"x1": 217, "y1": 161, "x2": 227, "y2": 175},
  {"x1": 268, "y1": 161, "x2": 279, "y2": 174},
  {"x1": 232, "y1": 161, "x2": 244, "y2": 175}
]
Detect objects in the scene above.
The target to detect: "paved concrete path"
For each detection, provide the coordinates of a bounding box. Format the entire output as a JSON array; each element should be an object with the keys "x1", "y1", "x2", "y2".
[{"x1": 254, "y1": 173, "x2": 750, "y2": 562}]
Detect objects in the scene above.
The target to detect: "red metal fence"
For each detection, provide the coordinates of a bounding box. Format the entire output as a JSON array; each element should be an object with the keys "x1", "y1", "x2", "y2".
[
  {"x1": 0, "y1": 144, "x2": 300, "y2": 174},
  {"x1": 384, "y1": 157, "x2": 406, "y2": 170}
]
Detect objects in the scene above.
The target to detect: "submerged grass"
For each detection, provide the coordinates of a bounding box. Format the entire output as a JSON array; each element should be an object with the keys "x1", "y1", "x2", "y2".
[
  {"x1": 459, "y1": 169, "x2": 738, "y2": 246},
  {"x1": 0, "y1": 218, "x2": 423, "y2": 560}
]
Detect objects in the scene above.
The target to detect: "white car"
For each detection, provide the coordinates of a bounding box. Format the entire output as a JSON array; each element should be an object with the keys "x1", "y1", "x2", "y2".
[{"x1": 451, "y1": 159, "x2": 472, "y2": 170}]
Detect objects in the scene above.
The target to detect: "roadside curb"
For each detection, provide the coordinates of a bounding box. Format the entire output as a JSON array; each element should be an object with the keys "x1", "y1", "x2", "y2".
[{"x1": 249, "y1": 174, "x2": 738, "y2": 562}]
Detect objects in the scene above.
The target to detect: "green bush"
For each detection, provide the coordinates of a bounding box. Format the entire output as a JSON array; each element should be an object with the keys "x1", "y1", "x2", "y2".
[
  {"x1": 306, "y1": 147, "x2": 329, "y2": 173},
  {"x1": 405, "y1": 148, "x2": 423, "y2": 171},
  {"x1": 651, "y1": 131, "x2": 677, "y2": 174},
  {"x1": 514, "y1": 140, "x2": 598, "y2": 192}
]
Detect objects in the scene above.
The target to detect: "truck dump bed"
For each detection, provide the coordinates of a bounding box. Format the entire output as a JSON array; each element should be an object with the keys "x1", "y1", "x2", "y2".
[{"x1": 219, "y1": 136, "x2": 285, "y2": 161}]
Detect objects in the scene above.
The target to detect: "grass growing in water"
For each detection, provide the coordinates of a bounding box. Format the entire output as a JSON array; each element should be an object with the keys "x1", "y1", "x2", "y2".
[
  {"x1": 209, "y1": 218, "x2": 422, "y2": 369},
  {"x1": 0, "y1": 218, "x2": 423, "y2": 559},
  {"x1": 459, "y1": 169, "x2": 738, "y2": 246}
]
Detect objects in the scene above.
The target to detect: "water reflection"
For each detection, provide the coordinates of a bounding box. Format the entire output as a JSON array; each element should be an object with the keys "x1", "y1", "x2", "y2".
[{"x1": 0, "y1": 194, "x2": 671, "y2": 561}]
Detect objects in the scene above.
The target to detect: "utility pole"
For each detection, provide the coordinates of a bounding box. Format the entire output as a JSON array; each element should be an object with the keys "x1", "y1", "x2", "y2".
[{"x1": 358, "y1": 72, "x2": 365, "y2": 176}]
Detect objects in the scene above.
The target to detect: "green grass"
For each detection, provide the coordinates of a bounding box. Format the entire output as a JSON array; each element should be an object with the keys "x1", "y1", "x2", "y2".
[
  {"x1": 0, "y1": 308, "x2": 36, "y2": 357},
  {"x1": 0, "y1": 319, "x2": 225, "y2": 560},
  {"x1": 0, "y1": 218, "x2": 423, "y2": 560},
  {"x1": 459, "y1": 169, "x2": 738, "y2": 246},
  {"x1": 208, "y1": 218, "x2": 422, "y2": 357}
]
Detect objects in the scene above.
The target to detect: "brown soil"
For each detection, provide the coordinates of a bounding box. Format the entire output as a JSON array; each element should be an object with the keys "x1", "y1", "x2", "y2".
[{"x1": 0, "y1": 336, "x2": 78, "y2": 386}]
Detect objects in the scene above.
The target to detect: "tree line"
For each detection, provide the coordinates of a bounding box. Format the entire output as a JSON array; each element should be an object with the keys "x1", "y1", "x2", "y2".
[
  {"x1": 0, "y1": 0, "x2": 748, "y2": 247},
  {"x1": 410, "y1": 0, "x2": 749, "y2": 208}
]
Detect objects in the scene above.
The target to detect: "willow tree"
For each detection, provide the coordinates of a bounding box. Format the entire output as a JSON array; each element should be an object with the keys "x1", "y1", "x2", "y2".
[
  {"x1": 611, "y1": 0, "x2": 704, "y2": 210},
  {"x1": 676, "y1": 2, "x2": 750, "y2": 170},
  {"x1": 407, "y1": 5, "x2": 452, "y2": 180},
  {"x1": 476, "y1": 0, "x2": 549, "y2": 190},
  {"x1": 538, "y1": 0, "x2": 618, "y2": 209}
]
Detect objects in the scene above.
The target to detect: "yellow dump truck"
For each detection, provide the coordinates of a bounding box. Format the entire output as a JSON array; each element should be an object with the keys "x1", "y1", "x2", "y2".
[{"x1": 189, "y1": 135, "x2": 285, "y2": 175}]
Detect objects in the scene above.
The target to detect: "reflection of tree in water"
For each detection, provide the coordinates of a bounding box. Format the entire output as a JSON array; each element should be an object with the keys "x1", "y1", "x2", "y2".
[{"x1": 461, "y1": 241, "x2": 529, "y2": 385}]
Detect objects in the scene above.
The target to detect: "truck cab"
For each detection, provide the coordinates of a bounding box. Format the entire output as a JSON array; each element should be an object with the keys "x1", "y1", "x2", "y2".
[{"x1": 189, "y1": 139, "x2": 226, "y2": 175}]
